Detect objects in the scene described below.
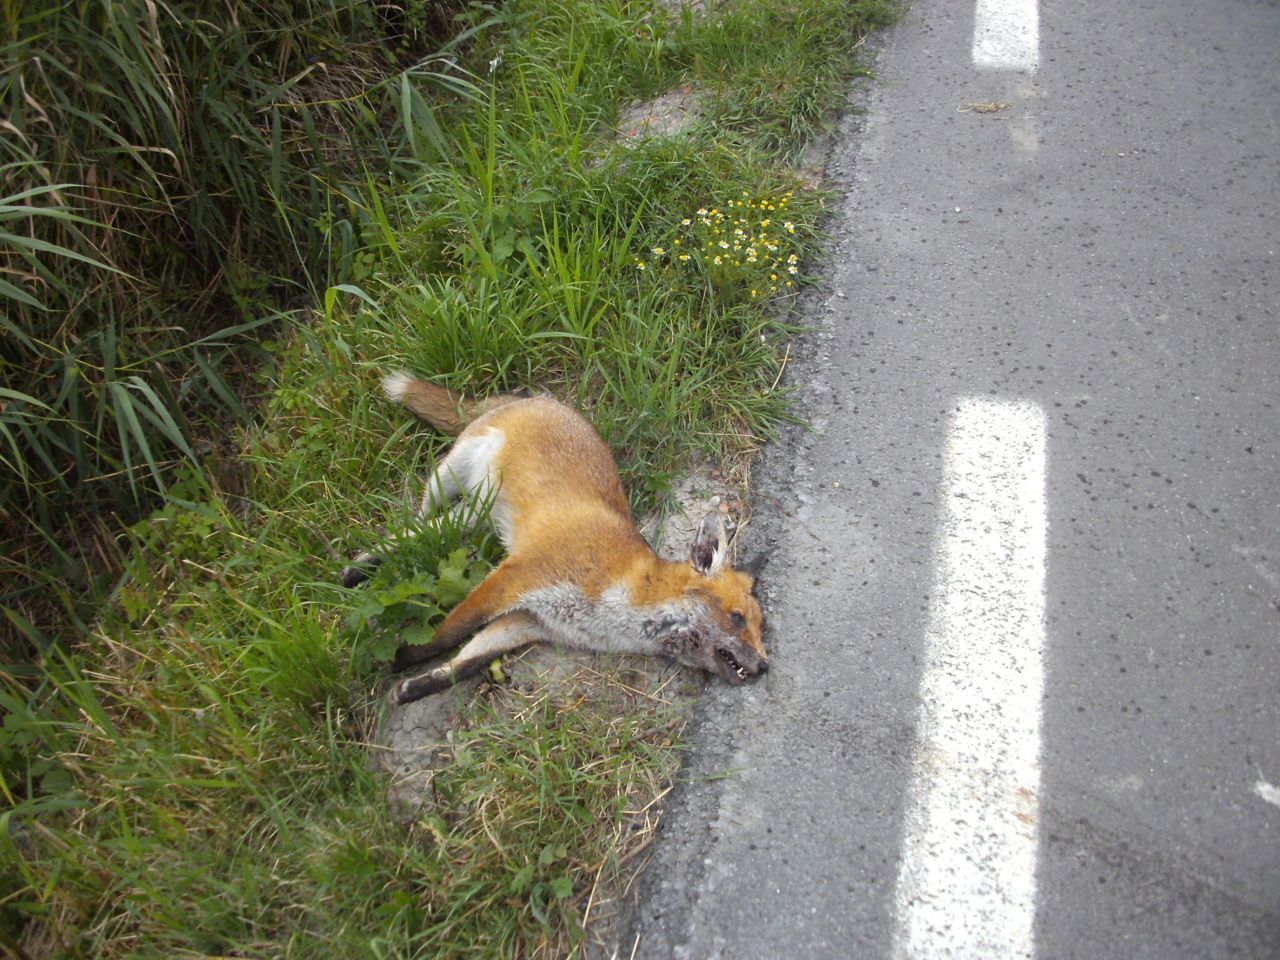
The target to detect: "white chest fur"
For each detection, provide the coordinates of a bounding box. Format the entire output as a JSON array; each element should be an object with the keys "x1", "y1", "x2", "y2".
[{"x1": 513, "y1": 583, "x2": 691, "y2": 656}]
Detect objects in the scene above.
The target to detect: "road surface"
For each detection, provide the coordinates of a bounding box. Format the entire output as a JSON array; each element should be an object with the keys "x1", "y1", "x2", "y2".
[{"x1": 629, "y1": 0, "x2": 1280, "y2": 956}]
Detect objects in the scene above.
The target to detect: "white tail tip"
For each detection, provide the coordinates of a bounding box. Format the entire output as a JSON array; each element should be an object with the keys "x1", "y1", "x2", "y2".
[{"x1": 381, "y1": 370, "x2": 413, "y2": 403}]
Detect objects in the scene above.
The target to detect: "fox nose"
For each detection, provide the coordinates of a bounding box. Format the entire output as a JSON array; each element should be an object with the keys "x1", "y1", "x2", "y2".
[{"x1": 757, "y1": 659, "x2": 769, "y2": 675}]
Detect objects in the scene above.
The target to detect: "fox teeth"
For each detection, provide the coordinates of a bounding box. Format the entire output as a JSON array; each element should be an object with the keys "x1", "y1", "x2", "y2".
[{"x1": 736, "y1": 666, "x2": 747, "y2": 680}]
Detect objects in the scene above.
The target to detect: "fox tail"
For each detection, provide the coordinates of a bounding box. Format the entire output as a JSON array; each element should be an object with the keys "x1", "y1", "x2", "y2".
[{"x1": 380, "y1": 372, "x2": 523, "y2": 435}]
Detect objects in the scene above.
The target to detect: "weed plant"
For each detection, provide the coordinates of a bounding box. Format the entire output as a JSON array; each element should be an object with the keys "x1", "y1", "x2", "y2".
[
  {"x1": 640, "y1": 191, "x2": 804, "y2": 300},
  {"x1": 2, "y1": 0, "x2": 899, "y2": 956}
]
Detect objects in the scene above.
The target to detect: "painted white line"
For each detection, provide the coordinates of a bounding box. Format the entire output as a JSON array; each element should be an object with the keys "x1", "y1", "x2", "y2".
[
  {"x1": 1254, "y1": 778, "x2": 1280, "y2": 809},
  {"x1": 892, "y1": 397, "x2": 1048, "y2": 960},
  {"x1": 973, "y1": 0, "x2": 1041, "y2": 73}
]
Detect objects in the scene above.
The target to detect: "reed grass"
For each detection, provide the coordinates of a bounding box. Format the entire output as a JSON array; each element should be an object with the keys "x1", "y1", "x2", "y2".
[{"x1": 0, "y1": 0, "x2": 480, "y2": 645}]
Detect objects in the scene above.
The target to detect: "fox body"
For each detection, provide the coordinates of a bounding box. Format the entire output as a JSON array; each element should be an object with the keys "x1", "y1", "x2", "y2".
[{"x1": 341, "y1": 374, "x2": 768, "y2": 704}]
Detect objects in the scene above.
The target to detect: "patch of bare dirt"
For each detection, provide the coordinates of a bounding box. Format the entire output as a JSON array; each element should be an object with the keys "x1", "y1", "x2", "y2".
[
  {"x1": 795, "y1": 130, "x2": 835, "y2": 190},
  {"x1": 614, "y1": 86, "x2": 702, "y2": 144},
  {"x1": 649, "y1": 0, "x2": 731, "y2": 20}
]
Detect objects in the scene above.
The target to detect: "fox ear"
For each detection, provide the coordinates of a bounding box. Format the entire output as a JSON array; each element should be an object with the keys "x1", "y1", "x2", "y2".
[
  {"x1": 689, "y1": 512, "x2": 731, "y2": 577},
  {"x1": 740, "y1": 552, "x2": 768, "y2": 582}
]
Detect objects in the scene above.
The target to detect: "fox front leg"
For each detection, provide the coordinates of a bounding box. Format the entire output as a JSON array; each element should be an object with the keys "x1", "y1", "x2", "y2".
[
  {"x1": 390, "y1": 611, "x2": 545, "y2": 704},
  {"x1": 391, "y1": 557, "x2": 531, "y2": 672}
]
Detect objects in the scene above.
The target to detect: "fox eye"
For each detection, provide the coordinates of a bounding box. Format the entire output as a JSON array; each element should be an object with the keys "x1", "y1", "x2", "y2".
[{"x1": 729, "y1": 611, "x2": 746, "y2": 629}]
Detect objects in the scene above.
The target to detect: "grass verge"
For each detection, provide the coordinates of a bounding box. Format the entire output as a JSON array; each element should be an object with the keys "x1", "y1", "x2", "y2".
[{"x1": 2, "y1": 0, "x2": 898, "y2": 955}]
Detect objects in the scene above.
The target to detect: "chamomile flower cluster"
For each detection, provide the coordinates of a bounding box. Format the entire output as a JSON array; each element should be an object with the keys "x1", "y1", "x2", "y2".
[{"x1": 634, "y1": 190, "x2": 801, "y2": 300}]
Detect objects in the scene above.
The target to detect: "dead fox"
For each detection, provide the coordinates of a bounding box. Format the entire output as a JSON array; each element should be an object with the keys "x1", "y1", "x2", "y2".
[{"x1": 341, "y1": 373, "x2": 768, "y2": 704}]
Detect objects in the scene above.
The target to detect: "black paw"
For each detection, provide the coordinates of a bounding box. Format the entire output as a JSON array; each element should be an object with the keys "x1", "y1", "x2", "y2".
[
  {"x1": 339, "y1": 556, "x2": 381, "y2": 588},
  {"x1": 392, "y1": 642, "x2": 441, "y2": 673},
  {"x1": 389, "y1": 668, "x2": 454, "y2": 704}
]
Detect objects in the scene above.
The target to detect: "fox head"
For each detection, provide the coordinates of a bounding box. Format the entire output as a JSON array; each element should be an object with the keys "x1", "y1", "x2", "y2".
[{"x1": 669, "y1": 513, "x2": 768, "y2": 685}]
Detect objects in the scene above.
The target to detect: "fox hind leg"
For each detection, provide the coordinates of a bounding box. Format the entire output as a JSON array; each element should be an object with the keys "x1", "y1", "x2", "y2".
[{"x1": 340, "y1": 432, "x2": 500, "y2": 587}]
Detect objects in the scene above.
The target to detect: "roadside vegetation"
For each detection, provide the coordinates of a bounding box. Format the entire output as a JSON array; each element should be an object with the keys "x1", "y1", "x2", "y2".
[{"x1": 1, "y1": 0, "x2": 897, "y2": 956}]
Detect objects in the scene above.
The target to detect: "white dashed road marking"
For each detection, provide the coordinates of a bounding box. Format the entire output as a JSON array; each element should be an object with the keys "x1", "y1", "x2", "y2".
[
  {"x1": 973, "y1": 0, "x2": 1040, "y2": 72},
  {"x1": 1254, "y1": 778, "x2": 1280, "y2": 809},
  {"x1": 892, "y1": 398, "x2": 1048, "y2": 959}
]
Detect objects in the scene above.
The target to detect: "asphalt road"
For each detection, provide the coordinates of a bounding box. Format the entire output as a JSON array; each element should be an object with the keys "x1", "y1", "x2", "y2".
[{"x1": 628, "y1": 1, "x2": 1280, "y2": 957}]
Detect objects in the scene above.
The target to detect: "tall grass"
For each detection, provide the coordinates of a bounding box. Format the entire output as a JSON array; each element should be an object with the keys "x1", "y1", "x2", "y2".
[
  {"x1": 0, "y1": 0, "x2": 481, "y2": 644},
  {"x1": 2, "y1": 0, "x2": 900, "y2": 955}
]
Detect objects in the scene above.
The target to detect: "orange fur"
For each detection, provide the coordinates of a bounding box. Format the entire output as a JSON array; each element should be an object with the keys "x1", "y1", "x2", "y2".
[{"x1": 344, "y1": 376, "x2": 768, "y2": 703}]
